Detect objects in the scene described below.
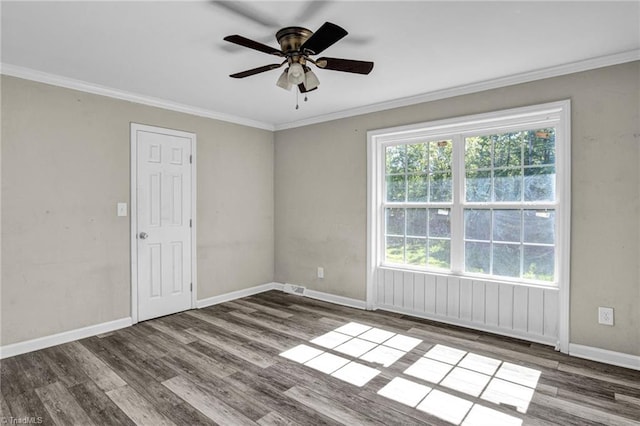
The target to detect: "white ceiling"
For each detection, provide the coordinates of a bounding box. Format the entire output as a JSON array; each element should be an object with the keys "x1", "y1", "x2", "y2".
[{"x1": 2, "y1": 1, "x2": 639, "y2": 130}]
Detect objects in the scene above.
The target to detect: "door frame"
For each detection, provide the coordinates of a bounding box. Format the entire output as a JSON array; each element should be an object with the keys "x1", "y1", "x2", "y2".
[{"x1": 129, "y1": 123, "x2": 197, "y2": 324}]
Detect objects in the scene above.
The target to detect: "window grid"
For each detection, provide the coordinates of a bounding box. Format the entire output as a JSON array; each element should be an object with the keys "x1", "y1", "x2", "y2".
[
  {"x1": 380, "y1": 125, "x2": 560, "y2": 284},
  {"x1": 383, "y1": 140, "x2": 453, "y2": 270},
  {"x1": 461, "y1": 208, "x2": 556, "y2": 280}
]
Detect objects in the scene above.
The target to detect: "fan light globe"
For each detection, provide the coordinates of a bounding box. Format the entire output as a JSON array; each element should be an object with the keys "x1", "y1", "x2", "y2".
[
  {"x1": 287, "y1": 62, "x2": 305, "y2": 85},
  {"x1": 276, "y1": 70, "x2": 292, "y2": 90},
  {"x1": 304, "y1": 69, "x2": 320, "y2": 90}
]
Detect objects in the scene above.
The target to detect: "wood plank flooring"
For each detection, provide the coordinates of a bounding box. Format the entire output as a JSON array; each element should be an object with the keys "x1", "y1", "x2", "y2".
[{"x1": 1, "y1": 290, "x2": 639, "y2": 425}]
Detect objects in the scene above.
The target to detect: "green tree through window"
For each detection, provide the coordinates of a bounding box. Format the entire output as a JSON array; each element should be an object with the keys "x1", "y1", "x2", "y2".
[{"x1": 383, "y1": 129, "x2": 556, "y2": 282}]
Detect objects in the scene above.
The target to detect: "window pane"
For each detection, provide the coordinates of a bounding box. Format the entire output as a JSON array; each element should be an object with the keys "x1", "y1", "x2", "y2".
[
  {"x1": 428, "y1": 239, "x2": 450, "y2": 269},
  {"x1": 493, "y1": 243, "x2": 521, "y2": 278},
  {"x1": 465, "y1": 136, "x2": 492, "y2": 170},
  {"x1": 493, "y1": 168, "x2": 522, "y2": 202},
  {"x1": 493, "y1": 210, "x2": 521, "y2": 242},
  {"x1": 524, "y1": 166, "x2": 555, "y2": 201},
  {"x1": 524, "y1": 128, "x2": 555, "y2": 166},
  {"x1": 430, "y1": 172, "x2": 452, "y2": 202},
  {"x1": 386, "y1": 208, "x2": 405, "y2": 236},
  {"x1": 466, "y1": 170, "x2": 491, "y2": 202},
  {"x1": 464, "y1": 209, "x2": 491, "y2": 241},
  {"x1": 523, "y1": 245, "x2": 554, "y2": 281},
  {"x1": 386, "y1": 175, "x2": 406, "y2": 202},
  {"x1": 407, "y1": 208, "x2": 427, "y2": 237},
  {"x1": 380, "y1": 111, "x2": 562, "y2": 283},
  {"x1": 386, "y1": 145, "x2": 405, "y2": 174},
  {"x1": 429, "y1": 140, "x2": 452, "y2": 173},
  {"x1": 465, "y1": 241, "x2": 490, "y2": 273},
  {"x1": 523, "y1": 210, "x2": 555, "y2": 244},
  {"x1": 429, "y1": 208, "x2": 451, "y2": 238},
  {"x1": 407, "y1": 238, "x2": 427, "y2": 265},
  {"x1": 386, "y1": 237, "x2": 404, "y2": 263},
  {"x1": 493, "y1": 132, "x2": 523, "y2": 168},
  {"x1": 406, "y1": 143, "x2": 428, "y2": 173},
  {"x1": 407, "y1": 174, "x2": 428, "y2": 202}
]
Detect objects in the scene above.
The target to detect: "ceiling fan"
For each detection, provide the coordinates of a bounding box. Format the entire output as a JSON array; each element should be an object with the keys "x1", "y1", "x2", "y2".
[{"x1": 223, "y1": 22, "x2": 374, "y2": 94}]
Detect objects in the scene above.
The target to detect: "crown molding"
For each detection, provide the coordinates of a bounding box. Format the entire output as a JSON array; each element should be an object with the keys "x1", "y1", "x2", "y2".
[
  {"x1": 3, "y1": 49, "x2": 638, "y2": 132},
  {"x1": 0, "y1": 63, "x2": 274, "y2": 131},
  {"x1": 273, "y1": 49, "x2": 640, "y2": 131}
]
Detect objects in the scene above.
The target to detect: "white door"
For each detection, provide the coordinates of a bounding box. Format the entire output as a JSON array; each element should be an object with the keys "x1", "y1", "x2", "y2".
[{"x1": 132, "y1": 124, "x2": 194, "y2": 322}]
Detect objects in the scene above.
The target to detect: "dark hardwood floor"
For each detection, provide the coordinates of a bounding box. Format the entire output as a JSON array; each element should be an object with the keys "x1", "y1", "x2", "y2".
[{"x1": 1, "y1": 290, "x2": 639, "y2": 425}]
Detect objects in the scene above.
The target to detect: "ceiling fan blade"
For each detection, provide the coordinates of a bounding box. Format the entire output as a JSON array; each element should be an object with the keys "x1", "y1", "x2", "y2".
[
  {"x1": 230, "y1": 63, "x2": 283, "y2": 78},
  {"x1": 300, "y1": 22, "x2": 348, "y2": 55},
  {"x1": 316, "y1": 57, "x2": 374, "y2": 74},
  {"x1": 223, "y1": 35, "x2": 283, "y2": 56},
  {"x1": 213, "y1": 1, "x2": 280, "y2": 28}
]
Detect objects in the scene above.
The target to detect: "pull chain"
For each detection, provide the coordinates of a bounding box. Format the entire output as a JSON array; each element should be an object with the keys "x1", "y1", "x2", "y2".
[{"x1": 294, "y1": 87, "x2": 309, "y2": 109}]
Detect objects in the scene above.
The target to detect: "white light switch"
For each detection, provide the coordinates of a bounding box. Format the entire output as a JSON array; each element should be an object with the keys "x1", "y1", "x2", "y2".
[{"x1": 117, "y1": 202, "x2": 128, "y2": 217}]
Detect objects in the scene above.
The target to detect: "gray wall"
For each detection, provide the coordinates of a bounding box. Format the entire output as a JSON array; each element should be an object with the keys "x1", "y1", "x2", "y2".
[
  {"x1": 1, "y1": 75, "x2": 274, "y2": 345},
  {"x1": 274, "y1": 62, "x2": 640, "y2": 356},
  {"x1": 2, "y1": 62, "x2": 639, "y2": 357}
]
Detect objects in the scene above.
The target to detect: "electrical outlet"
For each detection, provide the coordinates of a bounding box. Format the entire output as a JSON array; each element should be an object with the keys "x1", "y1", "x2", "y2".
[
  {"x1": 317, "y1": 267, "x2": 324, "y2": 279},
  {"x1": 598, "y1": 307, "x2": 614, "y2": 326}
]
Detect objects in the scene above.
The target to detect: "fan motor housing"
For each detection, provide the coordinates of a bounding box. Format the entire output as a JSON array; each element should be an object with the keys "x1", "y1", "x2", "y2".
[{"x1": 276, "y1": 27, "x2": 312, "y2": 54}]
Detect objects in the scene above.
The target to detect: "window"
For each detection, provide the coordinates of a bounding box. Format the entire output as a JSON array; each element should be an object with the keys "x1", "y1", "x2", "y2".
[
  {"x1": 369, "y1": 101, "x2": 570, "y2": 286},
  {"x1": 384, "y1": 141, "x2": 453, "y2": 269}
]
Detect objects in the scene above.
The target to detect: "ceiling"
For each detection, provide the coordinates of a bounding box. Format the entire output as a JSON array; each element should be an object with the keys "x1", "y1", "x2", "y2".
[{"x1": 2, "y1": 1, "x2": 639, "y2": 130}]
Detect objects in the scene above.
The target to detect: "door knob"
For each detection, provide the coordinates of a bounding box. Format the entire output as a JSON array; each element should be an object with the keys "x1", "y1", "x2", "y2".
[{"x1": 139, "y1": 232, "x2": 148, "y2": 240}]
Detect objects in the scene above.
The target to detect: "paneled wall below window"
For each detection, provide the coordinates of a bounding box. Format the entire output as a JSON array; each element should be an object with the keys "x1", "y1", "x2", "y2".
[{"x1": 375, "y1": 268, "x2": 559, "y2": 346}]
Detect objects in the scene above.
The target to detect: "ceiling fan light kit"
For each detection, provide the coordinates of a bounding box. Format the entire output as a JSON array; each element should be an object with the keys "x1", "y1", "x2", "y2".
[
  {"x1": 224, "y1": 21, "x2": 374, "y2": 107},
  {"x1": 287, "y1": 62, "x2": 305, "y2": 85},
  {"x1": 304, "y1": 68, "x2": 320, "y2": 91},
  {"x1": 276, "y1": 69, "x2": 292, "y2": 90}
]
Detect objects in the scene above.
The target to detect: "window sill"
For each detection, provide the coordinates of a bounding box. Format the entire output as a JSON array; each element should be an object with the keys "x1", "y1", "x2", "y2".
[{"x1": 378, "y1": 263, "x2": 559, "y2": 290}]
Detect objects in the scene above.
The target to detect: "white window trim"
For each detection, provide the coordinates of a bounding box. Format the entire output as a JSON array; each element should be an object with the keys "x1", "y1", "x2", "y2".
[{"x1": 367, "y1": 100, "x2": 571, "y2": 352}]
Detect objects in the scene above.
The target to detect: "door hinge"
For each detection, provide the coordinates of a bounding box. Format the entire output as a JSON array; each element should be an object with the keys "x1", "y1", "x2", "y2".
[
  {"x1": 190, "y1": 283, "x2": 193, "y2": 291},
  {"x1": 189, "y1": 155, "x2": 192, "y2": 164},
  {"x1": 189, "y1": 219, "x2": 192, "y2": 228}
]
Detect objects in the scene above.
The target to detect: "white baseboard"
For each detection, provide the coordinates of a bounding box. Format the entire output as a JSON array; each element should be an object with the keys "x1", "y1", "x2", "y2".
[
  {"x1": 376, "y1": 303, "x2": 558, "y2": 347},
  {"x1": 1, "y1": 281, "x2": 355, "y2": 359},
  {"x1": 5, "y1": 286, "x2": 636, "y2": 374},
  {"x1": 569, "y1": 343, "x2": 640, "y2": 371},
  {"x1": 196, "y1": 282, "x2": 280, "y2": 308},
  {"x1": 303, "y1": 288, "x2": 367, "y2": 310},
  {"x1": 0, "y1": 317, "x2": 132, "y2": 359},
  {"x1": 279, "y1": 282, "x2": 366, "y2": 310},
  {"x1": 197, "y1": 282, "x2": 367, "y2": 311}
]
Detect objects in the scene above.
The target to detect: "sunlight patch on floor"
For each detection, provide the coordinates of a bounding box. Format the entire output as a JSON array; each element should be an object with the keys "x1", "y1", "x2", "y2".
[
  {"x1": 463, "y1": 404, "x2": 523, "y2": 426},
  {"x1": 399, "y1": 343, "x2": 538, "y2": 423},
  {"x1": 334, "y1": 337, "x2": 378, "y2": 357},
  {"x1": 310, "y1": 331, "x2": 352, "y2": 349},
  {"x1": 441, "y1": 366, "x2": 492, "y2": 397},
  {"x1": 331, "y1": 361, "x2": 381, "y2": 387},
  {"x1": 405, "y1": 356, "x2": 454, "y2": 383},
  {"x1": 377, "y1": 377, "x2": 432, "y2": 407},
  {"x1": 481, "y1": 377, "x2": 535, "y2": 414},
  {"x1": 279, "y1": 321, "x2": 423, "y2": 387},
  {"x1": 359, "y1": 344, "x2": 406, "y2": 367},
  {"x1": 305, "y1": 352, "x2": 350, "y2": 374},
  {"x1": 279, "y1": 321, "x2": 538, "y2": 423},
  {"x1": 417, "y1": 389, "x2": 474, "y2": 425},
  {"x1": 279, "y1": 344, "x2": 323, "y2": 363}
]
